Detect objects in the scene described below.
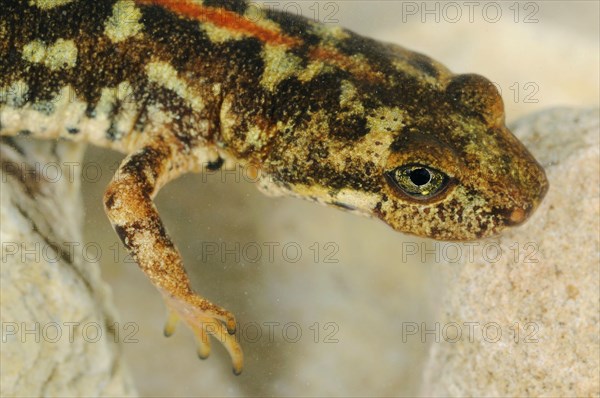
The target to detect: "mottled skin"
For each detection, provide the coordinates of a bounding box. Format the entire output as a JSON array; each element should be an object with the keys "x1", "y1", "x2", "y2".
[{"x1": 0, "y1": 0, "x2": 548, "y2": 373}]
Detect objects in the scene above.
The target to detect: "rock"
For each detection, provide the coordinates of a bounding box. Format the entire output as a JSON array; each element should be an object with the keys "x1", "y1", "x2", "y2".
[
  {"x1": 0, "y1": 138, "x2": 136, "y2": 397},
  {"x1": 420, "y1": 108, "x2": 600, "y2": 397}
]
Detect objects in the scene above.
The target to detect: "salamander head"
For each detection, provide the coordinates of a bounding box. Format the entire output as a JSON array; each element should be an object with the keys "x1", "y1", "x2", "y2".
[
  {"x1": 262, "y1": 47, "x2": 548, "y2": 240},
  {"x1": 265, "y1": 73, "x2": 547, "y2": 240},
  {"x1": 372, "y1": 73, "x2": 549, "y2": 240}
]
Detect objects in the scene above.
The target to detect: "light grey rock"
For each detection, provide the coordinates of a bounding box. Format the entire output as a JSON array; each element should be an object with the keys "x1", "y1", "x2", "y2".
[
  {"x1": 420, "y1": 108, "x2": 600, "y2": 397},
  {"x1": 0, "y1": 138, "x2": 136, "y2": 397}
]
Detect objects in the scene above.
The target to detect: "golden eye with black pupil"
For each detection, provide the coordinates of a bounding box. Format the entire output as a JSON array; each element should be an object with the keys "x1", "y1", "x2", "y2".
[{"x1": 385, "y1": 164, "x2": 450, "y2": 199}]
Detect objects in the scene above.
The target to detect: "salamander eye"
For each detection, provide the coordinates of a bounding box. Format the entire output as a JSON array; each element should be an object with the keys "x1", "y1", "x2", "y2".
[{"x1": 385, "y1": 164, "x2": 450, "y2": 199}]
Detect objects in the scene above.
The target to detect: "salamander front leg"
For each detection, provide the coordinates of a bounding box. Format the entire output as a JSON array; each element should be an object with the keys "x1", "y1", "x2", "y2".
[{"x1": 103, "y1": 143, "x2": 243, "y2": 374}]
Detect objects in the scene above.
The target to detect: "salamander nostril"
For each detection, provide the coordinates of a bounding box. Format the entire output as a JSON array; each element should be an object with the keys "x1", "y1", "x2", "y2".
[{"x1": 509, "y1": 207, "x2": 527, "y2": 224}]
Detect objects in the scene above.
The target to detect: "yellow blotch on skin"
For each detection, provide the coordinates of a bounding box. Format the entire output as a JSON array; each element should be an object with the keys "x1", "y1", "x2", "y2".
[
  {"x1": 201, "y1": 22, "x2": 246, "y2": 43},
  {"x1": 22, "y1": 39, "x2": 78, "y2": 71},
  {"x1": 392, "y1": 59, "x2": 440, "y2": 87},
  {"x1": 260, "y1": 45, "x2": 302, "y2": 91},
  {"x1": 96, "y1": 86, "x2": 118, "y2": 116},
  {"x1": 308, "y1": 21, "x2": 350, "y2": 43},
  {"x1": 22, "y1": 41, "x2": 46, "y2": 64},
  {"x1": 105, "y1": 0, "x2": 143, "y2": 43},
  {"x1": 334, "y1": 189, "x2": 380, "y2": 214},
  {"x1": 339, "y1": 80, "x2": 364, "y2": 114},
  {"x1": 366, "y1": 106, "x2": 408, "y2": 134},
  {"x1": 29, "y1": 0, "x2": 74, "y2": 9},
  {"x1": 296, "y1": 61, "x2": 327, "y2": 82},
  {"x1": 145, "y1": 61, "x2": 205, "y2": 112},
  {"x1": 327, "y1": 128, "x2": 394, "y2": 171},
  {"x1": 212, "y1": 83, "x2": 222, "y2": 96},
  {"x1": 219, "y1": 97, "x2": 236, "y2": 140},
  {"x1": 146, "y1": 104, "x2": 176, "y2": 127},
  {"x1": 245, "y1": 125, "x2": 265, "y2": 148}
]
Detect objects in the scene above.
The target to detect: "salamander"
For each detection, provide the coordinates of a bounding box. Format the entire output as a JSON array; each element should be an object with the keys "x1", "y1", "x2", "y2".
[{"x1": 0, "y1": 0, "x2": 549, "y2": 374}]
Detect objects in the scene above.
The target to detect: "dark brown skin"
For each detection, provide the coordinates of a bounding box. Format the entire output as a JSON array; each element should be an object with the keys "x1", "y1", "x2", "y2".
[{"x1": 0, "y1": 0, "x2": 548, "y2": 373}]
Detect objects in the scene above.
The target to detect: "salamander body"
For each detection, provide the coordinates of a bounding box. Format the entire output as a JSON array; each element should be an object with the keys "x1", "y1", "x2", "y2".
[{"x1": 0, "y1": 0, "x2": 548, "y2": 374}]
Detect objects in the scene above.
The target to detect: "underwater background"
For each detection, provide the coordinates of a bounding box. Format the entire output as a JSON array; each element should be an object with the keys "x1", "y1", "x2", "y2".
[{"x1": 81, "y1": 1, "x2": 599, "y2": 396}]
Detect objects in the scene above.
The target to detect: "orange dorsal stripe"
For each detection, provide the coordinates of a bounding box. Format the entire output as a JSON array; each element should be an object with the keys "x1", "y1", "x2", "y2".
[
  {"x1": 309, "y1": 46, "x2": 380, "y2": 81},
  {"x1": 135, "y1": 0, "x2": 300, "y2": 47}
]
